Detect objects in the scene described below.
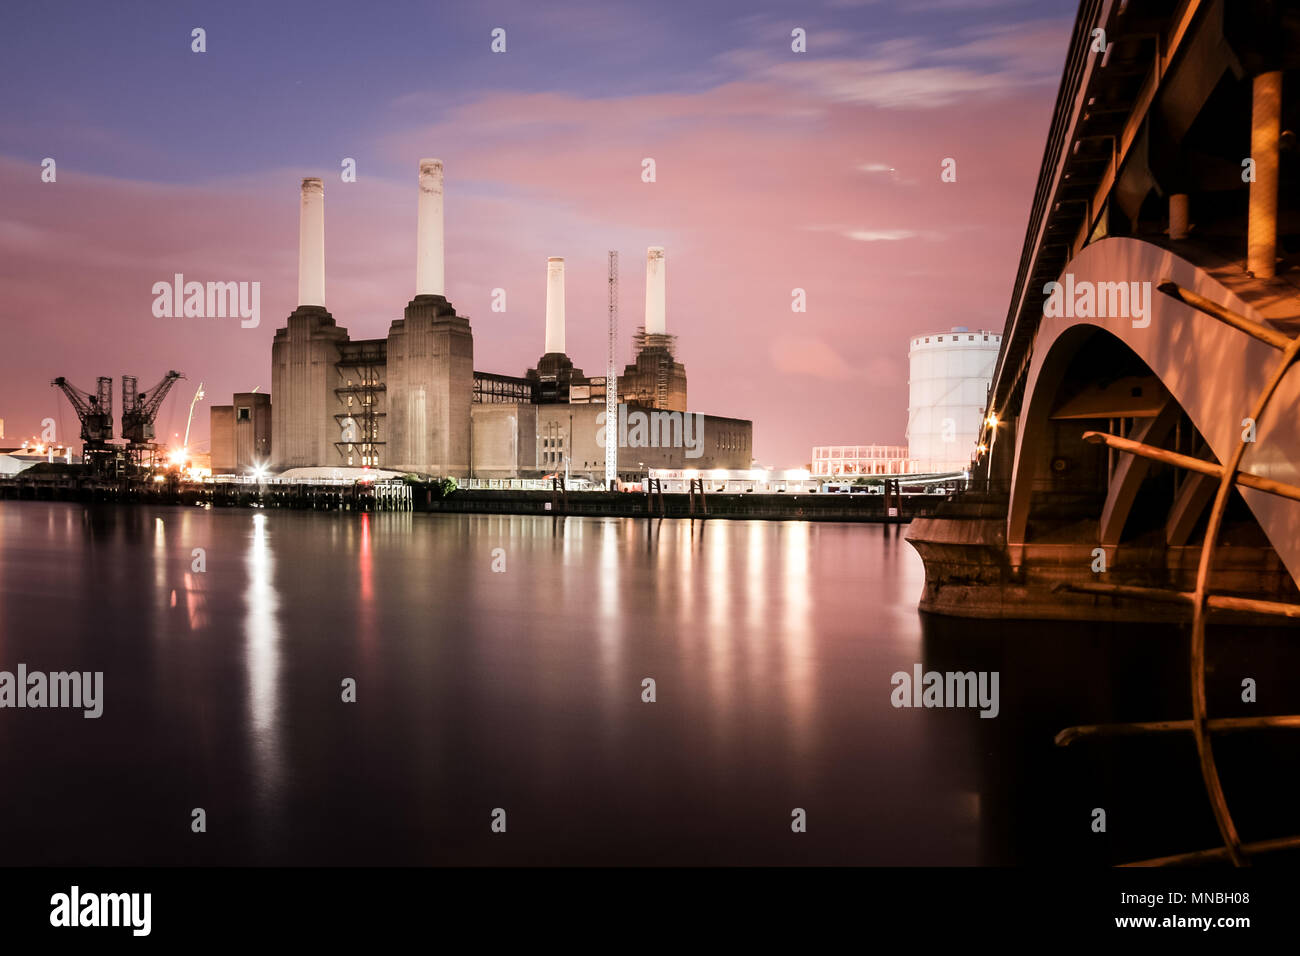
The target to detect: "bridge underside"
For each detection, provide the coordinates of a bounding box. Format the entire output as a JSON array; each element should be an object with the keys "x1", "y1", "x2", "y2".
[{"x1": 908, "y1": 238, "x2": 1300, "y2": 621}]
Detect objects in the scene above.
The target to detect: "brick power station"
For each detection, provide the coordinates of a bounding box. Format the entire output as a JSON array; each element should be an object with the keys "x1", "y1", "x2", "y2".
[{"x1": 211, "y1": 161, "x2": 752, "y2": 480}]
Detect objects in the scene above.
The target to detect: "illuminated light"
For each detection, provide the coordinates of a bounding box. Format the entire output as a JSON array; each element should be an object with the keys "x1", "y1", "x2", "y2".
[
  {"x1": 986, "y1": 414, "x2": 999, "y2": 428},
  {"x1": 152, "y1": 475, "x2": 166, "y2": 483},
  {"x1": 977, "y1": 443, "x2": 988, "y2": 453}
]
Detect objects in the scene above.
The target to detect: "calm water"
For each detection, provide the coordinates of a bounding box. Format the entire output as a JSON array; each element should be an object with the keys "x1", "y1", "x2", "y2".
[{"x1": 1, "y1": 501, "x2": 1297, "y2": 865}]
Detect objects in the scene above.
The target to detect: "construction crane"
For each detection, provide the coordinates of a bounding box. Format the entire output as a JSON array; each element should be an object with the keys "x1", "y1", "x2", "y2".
[
  {"x1": 121, "y1": 370, "x2": 184, "y2": 467},
  {"x1": 182, "y1": 381, "x2": 205, "y2": 450},
  {"x1": 50, "y1": 375, "x2": 114, "y2": 471},
  {"x1": 606, "y1": 250, "x2": 619, "y2": 491}
]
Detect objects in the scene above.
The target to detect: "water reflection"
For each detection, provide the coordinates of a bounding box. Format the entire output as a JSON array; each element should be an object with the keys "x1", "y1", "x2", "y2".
[
  {"x1": 5, "y1": 502, "x2": 1298, "y2": 865},
  {"x1": 244, "y1": 513, "x2": 283, "y2": 823}
]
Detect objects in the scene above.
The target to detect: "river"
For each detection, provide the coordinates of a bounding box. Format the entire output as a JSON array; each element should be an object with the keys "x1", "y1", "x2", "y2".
[{"x1": 0, "y1": 502, "x2": 1296, "y2": 865}]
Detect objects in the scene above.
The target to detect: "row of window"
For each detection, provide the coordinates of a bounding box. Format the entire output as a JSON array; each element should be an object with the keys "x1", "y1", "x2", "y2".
[
  {"x1": 813, "y1": 446, "x2": 909, "y2": 459},
  {"x1": 913, "y1": 334, "x2": 1000, "y2": 345}
]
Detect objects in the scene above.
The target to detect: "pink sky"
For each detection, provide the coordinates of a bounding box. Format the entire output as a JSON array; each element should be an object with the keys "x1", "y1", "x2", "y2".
[{"x1": 0, "y1": 58, "x2": 1059, "y2": 466}]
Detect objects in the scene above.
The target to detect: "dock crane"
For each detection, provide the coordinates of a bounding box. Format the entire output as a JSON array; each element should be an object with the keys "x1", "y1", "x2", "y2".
[
  {"x1": 121, "y1": 370, "x2": 184, "y2": 467},
  {"x1": 50, "y1": 375, "x2": 115, "y2": 471}
]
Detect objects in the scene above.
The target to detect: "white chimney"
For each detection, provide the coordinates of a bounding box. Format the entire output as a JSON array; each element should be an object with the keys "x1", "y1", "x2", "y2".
[
  {"x1": 298, "y1": 178, "x2": 325, "y2": 307},
  {"x1": 545, "y1": 257, "x2": 565, "y2": 354},
  {"x1": 416, "y1": 158, "x2": 445, "y2": 296},
  {"x1": 645, "y1": 246, "x2": 666, "y2": 335}
]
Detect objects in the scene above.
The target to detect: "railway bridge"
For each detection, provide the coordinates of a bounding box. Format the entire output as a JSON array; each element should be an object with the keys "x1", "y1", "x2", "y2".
[{"x1": 909, "y1": 0, "x2": 1300, "y2": 623}]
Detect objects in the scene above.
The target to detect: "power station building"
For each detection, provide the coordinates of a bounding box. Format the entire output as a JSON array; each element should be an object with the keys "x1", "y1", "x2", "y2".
[
  {"x1": 210, "y1": 391, "x2": 271, "y2": 474},
  {"x1": 268, "y1": 161, "x2": 751, "y2": 481}
]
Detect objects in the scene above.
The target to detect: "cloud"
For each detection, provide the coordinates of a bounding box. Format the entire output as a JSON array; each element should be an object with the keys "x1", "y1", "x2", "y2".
[
  {"x1": 845, "y1": 229, "x2": 917, "y2": 242},
  {"x1": 718, "y1": 17, "x2": 1069, "y2": 110},
  {"x1": 0, "y1": 59, "x2": 1059, "y2": 466},
  {"x1": 770, "y1": 336, "x2": 855, "y2": 380}
]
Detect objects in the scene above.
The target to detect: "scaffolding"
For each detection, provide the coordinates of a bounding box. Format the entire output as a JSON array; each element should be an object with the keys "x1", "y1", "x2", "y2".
[
  {"x1": 335, "y1": 340, "x2": 386, "y2": 467},
  {"x1": 473, "y1": 371, "x2": 533, "y2": 404},
  {"x1": 605, "y1": 250, "x2": 618, "y2": 489}
]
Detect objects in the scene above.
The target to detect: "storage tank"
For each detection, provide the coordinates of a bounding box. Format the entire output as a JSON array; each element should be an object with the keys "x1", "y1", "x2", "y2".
[{"x1": 907, "y1": 327, "x2": 1001, "y2": 473}]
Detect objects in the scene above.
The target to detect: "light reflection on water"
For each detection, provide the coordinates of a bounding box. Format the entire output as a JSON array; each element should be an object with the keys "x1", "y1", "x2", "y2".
[
  {"x1": 2, "y1": 502, "x2": 1298, "y2": 865},
  {"x1": 245, "y1": 512, "x2": 283, "y2": 824}
]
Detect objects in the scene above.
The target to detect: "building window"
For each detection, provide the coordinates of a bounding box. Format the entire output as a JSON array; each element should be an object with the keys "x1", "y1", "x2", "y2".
[{"x1": 237, "y1": 407, "x2": 250, "y2": 422}]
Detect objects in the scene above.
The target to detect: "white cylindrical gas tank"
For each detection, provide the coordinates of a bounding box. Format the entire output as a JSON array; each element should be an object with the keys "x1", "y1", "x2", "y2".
[{"x1": 907, "y1": 327, "x2": 1001, "y2": 473}]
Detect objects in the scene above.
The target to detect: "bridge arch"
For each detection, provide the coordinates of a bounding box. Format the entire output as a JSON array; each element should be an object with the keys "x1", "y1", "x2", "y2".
[{"x1": 1006, "y1": 236, "x2": 1300, "y2": 583}]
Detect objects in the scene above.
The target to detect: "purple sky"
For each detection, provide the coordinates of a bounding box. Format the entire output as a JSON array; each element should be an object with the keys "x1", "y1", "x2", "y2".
[{"x1": 0, "y1": 0, "x2": 1076, "y2": 466}]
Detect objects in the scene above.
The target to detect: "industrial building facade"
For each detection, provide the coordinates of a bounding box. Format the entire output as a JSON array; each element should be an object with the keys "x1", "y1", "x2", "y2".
[
  {"x1": 267, "y1": 162, "x2": 751, "y2": 481},
  {"x1": 210, "y1": 391, "x2": 271, "y2": 474},
  {"x1": 810, "y1": 445, "x2": 922, "y2": 478}
]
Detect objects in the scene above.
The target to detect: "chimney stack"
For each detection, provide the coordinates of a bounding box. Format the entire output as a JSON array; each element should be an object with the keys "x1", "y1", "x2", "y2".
[
  {"x1": 298, "y1": 178, "x2": 325, "y2": 307},
  {"x1": 645, "y1": 246, "x2": 666, "y2": 335},
  {"x1": 545, "y1": 257, "x2": 565, "y2": 354},
  {"x1": 417, "y1": 158, "x2": 445, "y2": 296}
]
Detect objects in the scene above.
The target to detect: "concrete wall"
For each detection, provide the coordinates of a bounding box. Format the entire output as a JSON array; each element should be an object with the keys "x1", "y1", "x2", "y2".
[
  {"x1": 271, "y1": 306, "x2": 348, "y2": 469},
  {"x1": 211, "y1": 394, "x2": 271, "y2": 474},
  {"x1": 470, "y1": 404, "x2": 529, "y2": 477},
  {"x1": 386, "y1": 295, "x2": 473, "y2": 475},
  {"x1": 470, "y1": 402, "x2": 751, "y2": 479},
  {"x1": 235, "y1": 392, "x2": 272, "y2": 471},
  {"x1": 210, "y1": 405, "x2": 234, "y2": 473}
]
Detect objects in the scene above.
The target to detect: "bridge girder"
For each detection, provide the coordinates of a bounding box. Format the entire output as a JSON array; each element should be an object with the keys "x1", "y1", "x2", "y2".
[{"x1": 1006, "y1": 236, "x2": 1300, "y2": 584}]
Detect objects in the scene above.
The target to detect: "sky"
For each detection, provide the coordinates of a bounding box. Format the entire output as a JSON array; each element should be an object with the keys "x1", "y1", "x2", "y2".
[{"x1": 0, "y1": 0, "x2": 1078, "y2": 467}]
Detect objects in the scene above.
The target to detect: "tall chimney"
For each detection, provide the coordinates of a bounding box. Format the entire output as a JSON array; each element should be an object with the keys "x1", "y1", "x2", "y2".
[
  {"x1": 298, "y1": 178, "x2": 325, "y2": 307},
  {"x1": 417, "y1": 158, "x2": 445, "y2": 296},
  {"x1": 545, "y1": 257, "x2": 565, "y2": 354},
  {"x1": 645, "y1": 246, "x2": 666, "y2": 335}
]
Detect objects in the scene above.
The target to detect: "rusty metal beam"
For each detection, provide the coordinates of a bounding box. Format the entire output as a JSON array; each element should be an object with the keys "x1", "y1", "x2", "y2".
[
  {"x1": 1121, "y1": 834, "x2": 1300, "y2": 867},
  {"x1": 1055, "y1": 582, "x2": 1300, "y2": 618},
  {"x1": 1082, "y1": 431, "x2": 1300, "y2": 502},
  {"x1": 1056, "y1": 715, "x2": 1300, "y2": 747}
]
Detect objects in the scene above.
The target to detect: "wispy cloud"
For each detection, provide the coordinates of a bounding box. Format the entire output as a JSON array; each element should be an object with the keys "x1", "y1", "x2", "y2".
[
  {"x1": 845, "y1": 229, "x2": 917, "y2": 242},
  {"x1": 770, "y1": 336, "x2": 855, "y2": 380},
  {"x1": 718, "y1": 18, "x2": 1068, "y2": 109}
]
